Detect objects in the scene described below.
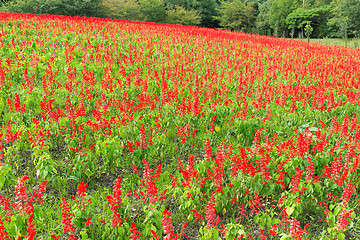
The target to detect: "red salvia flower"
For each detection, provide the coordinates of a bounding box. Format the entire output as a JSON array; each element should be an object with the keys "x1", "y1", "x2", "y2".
[
  {"x1": 205, "y1": 192, "x2": 221, "y2": 229},
  {"x1": 190, "y1": 208, "x2": 203, "y2": 223},
  {"x1": 33, "y1": 180, "x2": 47, "y2": 204},
  {"x1": 350, "y1": 115, "x2": 358, "y2": 132},
  {"x1": 12, "y1": 175, "x2": 29, "y2": 216},
  {"x1": 305, "y1": 156, "x2": 314, "y2": 182},
  {"x1": 162, "y1": 208, "x2": 178, "y2": 240},
  {"x1": 107, "y1": 178, "x2": 123, "y2": 227},
  {"x1": 214, "y1": 142, "x2": 226, "y2": 193},
  {"x1": 139, "y1": 123, "x2": 147, "y2": 150},
  {"x1": 204, "y1": 139, "x2": 212, "y2": 162},
  {"x1": 0, "y1": 216, "x2": 10, "y2": 240},
  {"x1": 25, "y1": 214, "x2": 37, "y2": 240},
  {"x1": 150, "y1": 229, "x2": 160, "y2": 239},
  {"x1": 132, "y1": 164, "x2": 139, "y2": 174},
  {"x1": 341, "y1": 115, "x2": 349, "y2": 136},
  {"x1": 140, "y1": 158, "x2": 158, "y2": 204},
  {"x1": 113, "y1": 178, "x2": 122, "y2": 203},
  {"x1": 68, "y1": 234, "x2": 77, "y2": 240},
  {"x1": 236, "y1": 204, "x2": 247, "y2": 221},
  {"x1": 82, "y1": 216, "x2": 92, "y2": 226},
  {"x1": 337, "y1": 208, "x2": 353, "y2": 231},
  {"x1": 259, "y1": 228, "x2": 267, "y2": 240},
  {"x1": 289, "y1": 217, "x2": 307, "y2": 239},
  {"x1": 181, "y1": 222, "x2": 189, "y2": 239},
  {"x1": 186, "y1": 153, "x2": 198, "y2": 180},
  {"x1": 269, "y1": 224, "x2": 278, "y2": 236},
  {"x1": 330, "y1": 156, "x2": 342, "y2": 183},
  {"x1": 0, "y1": 63, "x2": 4, "y2": 88},
  {"x1": 60, "y1": 197, "x2": 75, "y2": 233},
  {"x1": 322, "y1": 202, "x2": 330, "y2": 220},
  {"x1": 341, "y1": 181, "x2": 356, "y2": 205},
  {"x1": 77, "y1": 181, "x2": 87, "y2": 199},
  {"x1": 128, "y1": 141, "x2": 134, "y2": 152},
  {"x1": 210, "y1": 115, "x2": 217, "y2": 133},
  {"x1": 170, "y1": 174, "x2": 178, "y2": 187},
  {"x1": 154, "y1": 164, "x2": 162, "y2": 180},
  {"x1": 129, "y1": 222, "x2": 142, "y2": 240},
  {"x1": 290, "y1": 168, "x2": 303, "y2": 194}
]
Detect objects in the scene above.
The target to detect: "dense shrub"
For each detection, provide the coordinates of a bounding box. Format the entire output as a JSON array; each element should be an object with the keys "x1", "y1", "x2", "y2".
[{"x1": 166, "y1": 5, "x2": 201, "y2": 26}]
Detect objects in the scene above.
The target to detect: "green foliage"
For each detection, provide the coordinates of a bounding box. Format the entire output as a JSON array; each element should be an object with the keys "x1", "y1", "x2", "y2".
[
  {"x1": 1, "y1": 0, "x2": 102, "y2": 16},
  {"x1": 165, "y1": 0, "x2": 219, "y2": 27},
  {"x1": 286, "y1": 5, "x2": 331, "y2": 38},
  {"x1": 193, "y1": 0, "x2": 219, "y2": 27},
  {"x1": 328, "y1": 0, "x2": 360, "y2": 38},
  {"x1": 59, "y1": 0, "x2": 102, "y2": 17},
  {"x1": 304, "y1": 20, "x2": 313, "y2": 41},
  {"x1": 0, "y1": 0, "x2": 62, "y2": 14},
  {"x1": 166, "y1": 5, "x2": 201, "y2": 26},
  {"x1": 138, "y1": 0, "x2": 167, "y2": 23},
  {"x1": 256, "y1": 0, "x2": 274, "y2": 35},
  {"x1": 215, "y1": 0, "x2": 256, "y2": 32},
  {"x1": 269, "y1": 0, "x2": 302, "y2": 37},
  {"x1": 164, "y1": 0, "x2": 195, "y2": 9},
  {"x1": 100, "y1": 0, "x2": 143, "y2": 21}
]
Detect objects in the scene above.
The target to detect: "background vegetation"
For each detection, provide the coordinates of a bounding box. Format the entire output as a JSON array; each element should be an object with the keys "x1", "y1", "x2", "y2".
[{"x1": 0, "y1": 0, "x2": 359, "y2": 39}]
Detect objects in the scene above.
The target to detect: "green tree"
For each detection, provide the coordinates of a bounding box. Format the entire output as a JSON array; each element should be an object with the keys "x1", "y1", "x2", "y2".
[
  {"x1": 269, "y1": 0, "x2": 302, "y2": 37},
  {"x1": 164, "y1": 0, "x2": 193, "y2": 9},
  {"x1": 328, "y1": 0, "x2": 360, "y2": 37},
  {"x1": 304, "y1": 20, "x2": 313, "y2": 41},
  {"x1": 215, "y1": 0, "x2": 256, "y2": 32},
  {"x1": 1, "y1": 0, "x2": 62, "y2": 14},
  {"x1": 1, "y1": 0, "x2": 101, "y2": 16},
  {"x1": 194, "y1": 0, "x2": 219, "y2": 27},
  {"x1": 138, "y1": 0, "x2": 167, "y2": 23},
  {"x1": 312, "y1": 0, "x2": 331, "y2": 7},
  {"x1": 166, "y1": 5, "x2": 201, "y2": 26},
  {"x1": 100, "y1": 0, "x2": 143, "y2": 21},
  {"x1": 286, "y1": 5, "x2": 331, "y2": 38},
  {"x1": 164, "y1": 0, "x2": 219, "y2": 27},
  {"x1": 60, "y1": 0, "x2": 102, "y2": 16},
  {"x1": 256, "y1": 0, "x2": 274, "y2": 35}
]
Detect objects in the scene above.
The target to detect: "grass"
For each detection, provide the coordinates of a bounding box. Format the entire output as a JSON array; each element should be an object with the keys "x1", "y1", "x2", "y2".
[{"x1": 296, "y1": 37, "x2": 360, "y2": 49}]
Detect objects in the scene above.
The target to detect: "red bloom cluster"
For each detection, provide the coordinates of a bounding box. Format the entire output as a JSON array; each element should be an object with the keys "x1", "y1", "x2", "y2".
[
  {"x1": 107, "y1": 178, "x2": 123, "y2": 227},
  {"x1": 60, "y1": 197, "x2": 75, "y2": 233}
]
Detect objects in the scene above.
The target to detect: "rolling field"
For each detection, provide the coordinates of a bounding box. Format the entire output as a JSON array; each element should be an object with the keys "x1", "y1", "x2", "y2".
[{"x1": 0, "y1": 12, "x2": 360, "y2": 239}]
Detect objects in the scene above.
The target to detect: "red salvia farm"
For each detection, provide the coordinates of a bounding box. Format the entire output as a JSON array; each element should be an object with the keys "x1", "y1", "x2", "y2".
[{"x1": 0, "y1": 12, "x2": 359, "y2": 239}]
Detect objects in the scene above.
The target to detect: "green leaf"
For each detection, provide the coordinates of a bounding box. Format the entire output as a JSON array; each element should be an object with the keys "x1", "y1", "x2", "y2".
[
  {"x1": 85, "y1": 169, "x2": 93, "y2": 178},
  {"x1": 0, "y1": 175, "x2": 5, "y2": 191},
  {"x1": 237, "y1": 229, "x2": 245, "y2": 236},
  {"x1": 286, "y1": 206, "x2": 294, "y2": 216},
  {"x1": 280, "y1": 233, "x2": 293, "y2": 240},
  {"x1": 267, "y1": 215, "x2": 272, "y2": 226},
  {"x1": 334, "y1": 206, "x2": 342, "y2": 216},
  {"x1": 80, "y1": 230, "x2": 89, "y2": 240},
  {"x1": 254, "y1": 214, "x2": 259, "y2": 223},
  {"x1": 271, "y1": 218, "x2": 281, "y2": 225},
  {"x1": 338, "y1": 233, "x2": 345, "y2": 240}
]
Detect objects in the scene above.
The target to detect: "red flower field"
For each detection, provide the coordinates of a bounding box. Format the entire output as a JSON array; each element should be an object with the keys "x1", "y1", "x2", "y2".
[{"x1": 0, "y1": 12, "x2": 359, "y2": 239}]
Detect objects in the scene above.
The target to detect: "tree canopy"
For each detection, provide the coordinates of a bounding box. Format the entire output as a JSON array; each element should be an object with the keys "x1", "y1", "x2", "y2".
[{"x1": 215, "y1": 0, "x2": 256, "y2": 32}]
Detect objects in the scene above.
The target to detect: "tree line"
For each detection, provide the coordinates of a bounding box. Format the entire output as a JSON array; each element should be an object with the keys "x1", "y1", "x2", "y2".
[{"x1": 0, "y1": 0, "x2": 358, "y2": 38}]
